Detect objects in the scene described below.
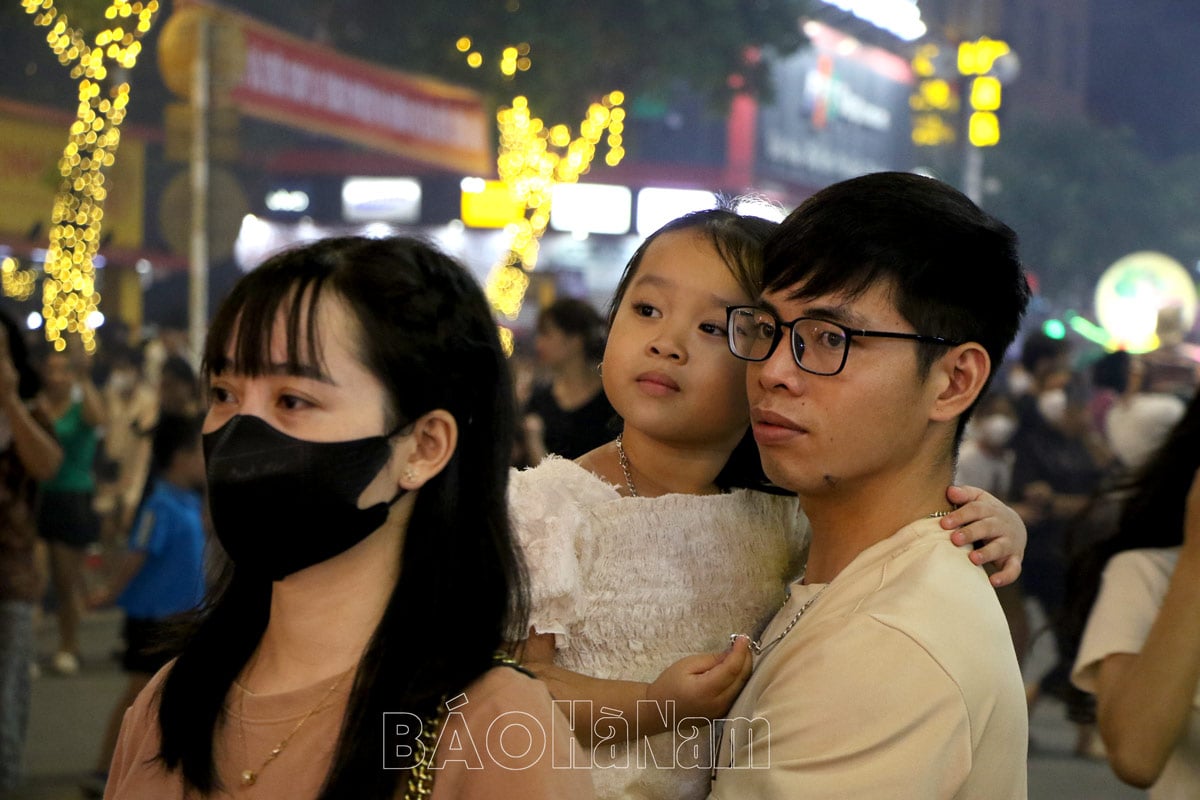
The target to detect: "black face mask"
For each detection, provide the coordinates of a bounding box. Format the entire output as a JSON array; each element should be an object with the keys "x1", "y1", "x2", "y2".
[{"x1": 203, "y1": 415, "x2": 407, "y2": 581}]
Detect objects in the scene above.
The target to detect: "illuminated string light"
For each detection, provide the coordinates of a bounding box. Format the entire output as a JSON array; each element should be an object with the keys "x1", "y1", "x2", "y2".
[
  {"x1": 455, "y1": 37, "x2": 625, "y2": 320},
  {"x1": 484, "y1": 90, "x2": 624, "y2": 319},
  {"x1": 21, "y1": 0, "x2": 161, "y2": 352},
  {"x1": 1, "y1": 257, "x2": 37, "y2": 301}
]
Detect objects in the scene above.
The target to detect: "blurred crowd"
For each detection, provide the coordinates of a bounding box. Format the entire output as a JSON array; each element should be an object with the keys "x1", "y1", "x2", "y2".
[
  {"x1": 955, "y1": 309, "x2": 1200, "y2": 765},
  {"x1": 0, "y1": 314, "x2": 206, "y2": 795}
]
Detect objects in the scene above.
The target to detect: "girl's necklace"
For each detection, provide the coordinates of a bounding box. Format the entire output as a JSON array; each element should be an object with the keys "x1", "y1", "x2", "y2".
[
  {"x1": 615, "y1": 434, "x2": 637, "y2": 497},
  {"x1": 237, "y1": 669, "x2": 349, "y2": 787}
]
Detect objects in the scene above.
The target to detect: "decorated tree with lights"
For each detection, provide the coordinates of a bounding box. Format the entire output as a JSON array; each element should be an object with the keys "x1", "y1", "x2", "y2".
[{"x1": 18, "y1": 0, "x2": 162, "y2": 352}]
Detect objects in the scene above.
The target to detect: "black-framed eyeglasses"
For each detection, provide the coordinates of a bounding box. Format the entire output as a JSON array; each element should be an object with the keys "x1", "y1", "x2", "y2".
[{"x1": 726, "y1": 306, "x2": 963, "y2": 376}]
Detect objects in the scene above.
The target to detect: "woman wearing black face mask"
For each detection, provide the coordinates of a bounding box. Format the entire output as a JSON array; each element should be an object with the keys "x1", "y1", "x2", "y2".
[{"x1": 103, "y1": 237, "x2": 591, "y2": 799}]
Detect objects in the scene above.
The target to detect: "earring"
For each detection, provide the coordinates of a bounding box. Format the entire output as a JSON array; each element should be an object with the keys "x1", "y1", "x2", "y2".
[
  {"x1": 596, "y1": 361, "x2": 604, "y2": 376},
  {"x1": 403, "y1": 469, "x2": 417, "y2": 483}
]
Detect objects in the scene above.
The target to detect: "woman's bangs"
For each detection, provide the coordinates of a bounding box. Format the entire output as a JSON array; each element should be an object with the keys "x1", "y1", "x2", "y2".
[{"x1": 204, "y1": 274, "x2": 327, "y2": 377}]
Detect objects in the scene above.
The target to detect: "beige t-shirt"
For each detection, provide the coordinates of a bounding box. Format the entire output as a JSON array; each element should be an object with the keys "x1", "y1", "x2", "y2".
[
  {"x1": 710, "y1": 516, "x2": 1028, "y2": 800},
  {"x1": 104, "y1": 662, "x2": 593, "y2": 799},
  {"x1": 1072, "y1": 547, "x2": 1200, "y2": 800}
]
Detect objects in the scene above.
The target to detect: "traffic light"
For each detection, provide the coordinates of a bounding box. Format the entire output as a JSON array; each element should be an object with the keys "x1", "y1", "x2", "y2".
[
  {"x1": 959, "y1": 38, "x2": 1009, "y2": 148},
  {"x1": 910, "y1": 44, "x2": 959, "y2": 147}
]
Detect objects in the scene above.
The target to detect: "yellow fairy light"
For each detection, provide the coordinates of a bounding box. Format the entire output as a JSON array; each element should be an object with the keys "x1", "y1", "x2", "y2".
[
  {"x1": 21, "y1": 0, "x2": 160, "y2": 353},
  {"x1": 1, "y1": 258, "x2": 38, "y2": 301}
]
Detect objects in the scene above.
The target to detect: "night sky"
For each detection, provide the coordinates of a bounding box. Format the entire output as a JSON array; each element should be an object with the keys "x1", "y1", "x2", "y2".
[{"x1": 1087, "y1": 0, "x2": 1200, "y2": 161}]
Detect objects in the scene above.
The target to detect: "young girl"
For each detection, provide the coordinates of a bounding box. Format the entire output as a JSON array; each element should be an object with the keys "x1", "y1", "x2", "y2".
[
  {"x1": 513, "y1": 208, "x2": 1027, "y2": 800},
  {"x1": 105, "y1": 237, "x2": 590, "y2": 799}
]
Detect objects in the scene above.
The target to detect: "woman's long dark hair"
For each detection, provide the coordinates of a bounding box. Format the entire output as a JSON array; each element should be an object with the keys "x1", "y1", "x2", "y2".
[
  {"x1": 607, "y1": 205, "x2": 789, "y2": 494},
  {"x1": 1064, "y1": 385, "x2": 1200, "y2": 650},
  {"x1": 156, "y1": 236, "x2": 527, "y2": 798}
]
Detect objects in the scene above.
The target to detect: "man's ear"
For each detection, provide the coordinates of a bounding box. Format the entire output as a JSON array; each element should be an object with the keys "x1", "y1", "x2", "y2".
[
  {"x1": 398, "y1": 409, "x2": 458, "y2": 489},
  {"x1": 929, "y1": 343, "x2": 991, "y2": 423}
]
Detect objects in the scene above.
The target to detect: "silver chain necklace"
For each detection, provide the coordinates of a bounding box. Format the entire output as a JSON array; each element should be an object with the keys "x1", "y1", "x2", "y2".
[
  {"x1": 734, "y1": 510, "x2": 954, "y2": 657},
  {"x1": 615, "y1": 433, "x2": 637, "y2": 497},
  {"x1": 735, "y1": 579, "x2": 830, "y2": 656}
]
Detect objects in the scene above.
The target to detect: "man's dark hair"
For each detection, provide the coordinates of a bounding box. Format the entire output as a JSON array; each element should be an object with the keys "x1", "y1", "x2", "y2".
[{"x1": 762, "y1": 171, "x2": 1030, "y2": 440}]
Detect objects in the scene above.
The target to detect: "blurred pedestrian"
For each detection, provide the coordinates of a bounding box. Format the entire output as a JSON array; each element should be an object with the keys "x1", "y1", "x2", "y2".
[
  {"x1": 1094, "y1": 350, "x2": 1187, "y2": 473},
  {"x1": 1011, "y1": 363, "x2": 1106, "y2": 755},
  {"x1": 0, "y1": 311, "x2": 62, "y2": 792},
  {"x1": 94, "y1": 342, "x2": 158, "y2": 550},
  {"x1": 83, "y1": 413, "x2": 207, "y2": 798},
  {"x1": 1072, "y1": 387, "x2": 1200, "y2": 797},
  {"x1": 957, "y1": 390, "x2": 1030, "y2": 670},
  {"x1": 1141, "y1": 307, "x2": 1199, "y2": 402},
  {"x1": 522, "y1": 297, "x2": 615, "y2": 461},
  {"x1": 35, "y1": 343, "x2": 107, "y2": 676}
]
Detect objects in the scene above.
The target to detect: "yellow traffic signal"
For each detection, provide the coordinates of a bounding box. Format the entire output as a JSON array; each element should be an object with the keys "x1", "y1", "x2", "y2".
[
  {"x1": 969, "y1": 111, "x2": 1000, "y2": 147},
  {"x1": 958, "y1": 37, "x2": 1011, "y2": 76},
  {"x1": 969, "y1": 76, "x2": 1002, "y2": 111}
]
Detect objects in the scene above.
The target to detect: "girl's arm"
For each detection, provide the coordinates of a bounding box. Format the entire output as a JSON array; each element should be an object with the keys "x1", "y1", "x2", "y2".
[
  {"x1": 1093, "y1": 470, "x2": 1200, "y2": 789},
  {"x1": 521, "y1": 629, "x2": 752, "y2": 747},
  {"x1": 941, "y1": 484, "x2": 1027, "y2": 587}
]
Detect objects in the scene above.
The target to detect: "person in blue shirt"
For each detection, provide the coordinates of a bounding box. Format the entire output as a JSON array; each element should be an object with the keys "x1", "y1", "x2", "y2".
[{"x1": 85, "y1": 412, "x2": 206, "y2": 796}]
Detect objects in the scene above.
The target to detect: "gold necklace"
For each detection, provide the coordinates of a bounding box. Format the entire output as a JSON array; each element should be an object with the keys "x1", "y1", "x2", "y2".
[{"x1": 237, "y1": 669, "x2": 350, "y2": 787}]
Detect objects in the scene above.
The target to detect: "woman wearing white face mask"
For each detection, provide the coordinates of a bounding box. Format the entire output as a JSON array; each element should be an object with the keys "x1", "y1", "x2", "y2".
[{"x1": 958, "y1": 393, "x2": 1019, "y2": 501}]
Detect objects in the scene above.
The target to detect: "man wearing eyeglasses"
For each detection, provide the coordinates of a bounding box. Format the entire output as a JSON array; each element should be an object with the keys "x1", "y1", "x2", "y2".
[{"x1": 710, "y1": 172, "x2": 1030, "y2": 799}]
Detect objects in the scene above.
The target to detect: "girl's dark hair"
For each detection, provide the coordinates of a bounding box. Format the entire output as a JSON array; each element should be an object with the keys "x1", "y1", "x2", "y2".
[
  {"x1": 157, "y1": 236, "x2": 527, "y2": 798},
  {"x1": 607, "y1": 206, "x2": 788, "y2": 494},
  {"x1": 538, "y1": 297, "x2": 607, "y2": 363},
  {"x1": 607, "y1": 206, "x2": 773, "y2": 328},
  {"x1": 1063, "y1": 386, "x2": 1200, "y2": 654}
]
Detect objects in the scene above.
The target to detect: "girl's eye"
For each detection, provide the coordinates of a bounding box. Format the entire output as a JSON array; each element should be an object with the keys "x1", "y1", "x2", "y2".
[
  {"x1": 631, "y1": 302, "x2": 661, "y2": 319},
  {"x1": 699, "y1": 322, "x2": 727, "y2": 337}
]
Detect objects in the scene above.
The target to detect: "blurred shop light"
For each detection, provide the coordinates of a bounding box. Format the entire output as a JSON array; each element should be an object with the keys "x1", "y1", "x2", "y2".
[
  {"x1": 461, "y1": 180, "x2": 525, "y2": 229},
  {"x1": 636, "y1": 188, "x2": 718, "y2": 236},
  {"x1": 341, "y1": 177, "x2": 421, "y2": 224},
  {"x1": 361, "y1": 223, "x2": 395, "y2": 239},
  {"x1": 1095, "y1": 251, "x2": 1198, "y2": 353},
  {"x1": 1041, "y1": 318, "x2": 1066, "y2": 340},
  {"x1": 266, "y1": 189, "x2": 311, "y2": 214},
  {"x1": 1068, "y1": 314, "x2": 1114, "y2": 348},
  {"x1": 26, "y1": 312, "x2": 42, "y2": 331},
  {"x1": 135, "y1": 259, "x2": 152, "y2": 275},
  {"x1": 549, "y1": 184, "x2": 632, "y2": 235},
  {"x1": 818, "y1": 0, "x2": 926, "y2": 42},
  {"x1": 86, "y1": 310, "x2": 105, "y2": 330}
]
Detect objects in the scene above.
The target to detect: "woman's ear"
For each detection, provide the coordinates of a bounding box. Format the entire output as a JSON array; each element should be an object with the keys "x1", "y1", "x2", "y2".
[
  {"x1": 399, "y1": 409, "x2": 458, "y2": 489},
  {"x1": 929, "y1": 343, "x2": 991, "y2": 423}
]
